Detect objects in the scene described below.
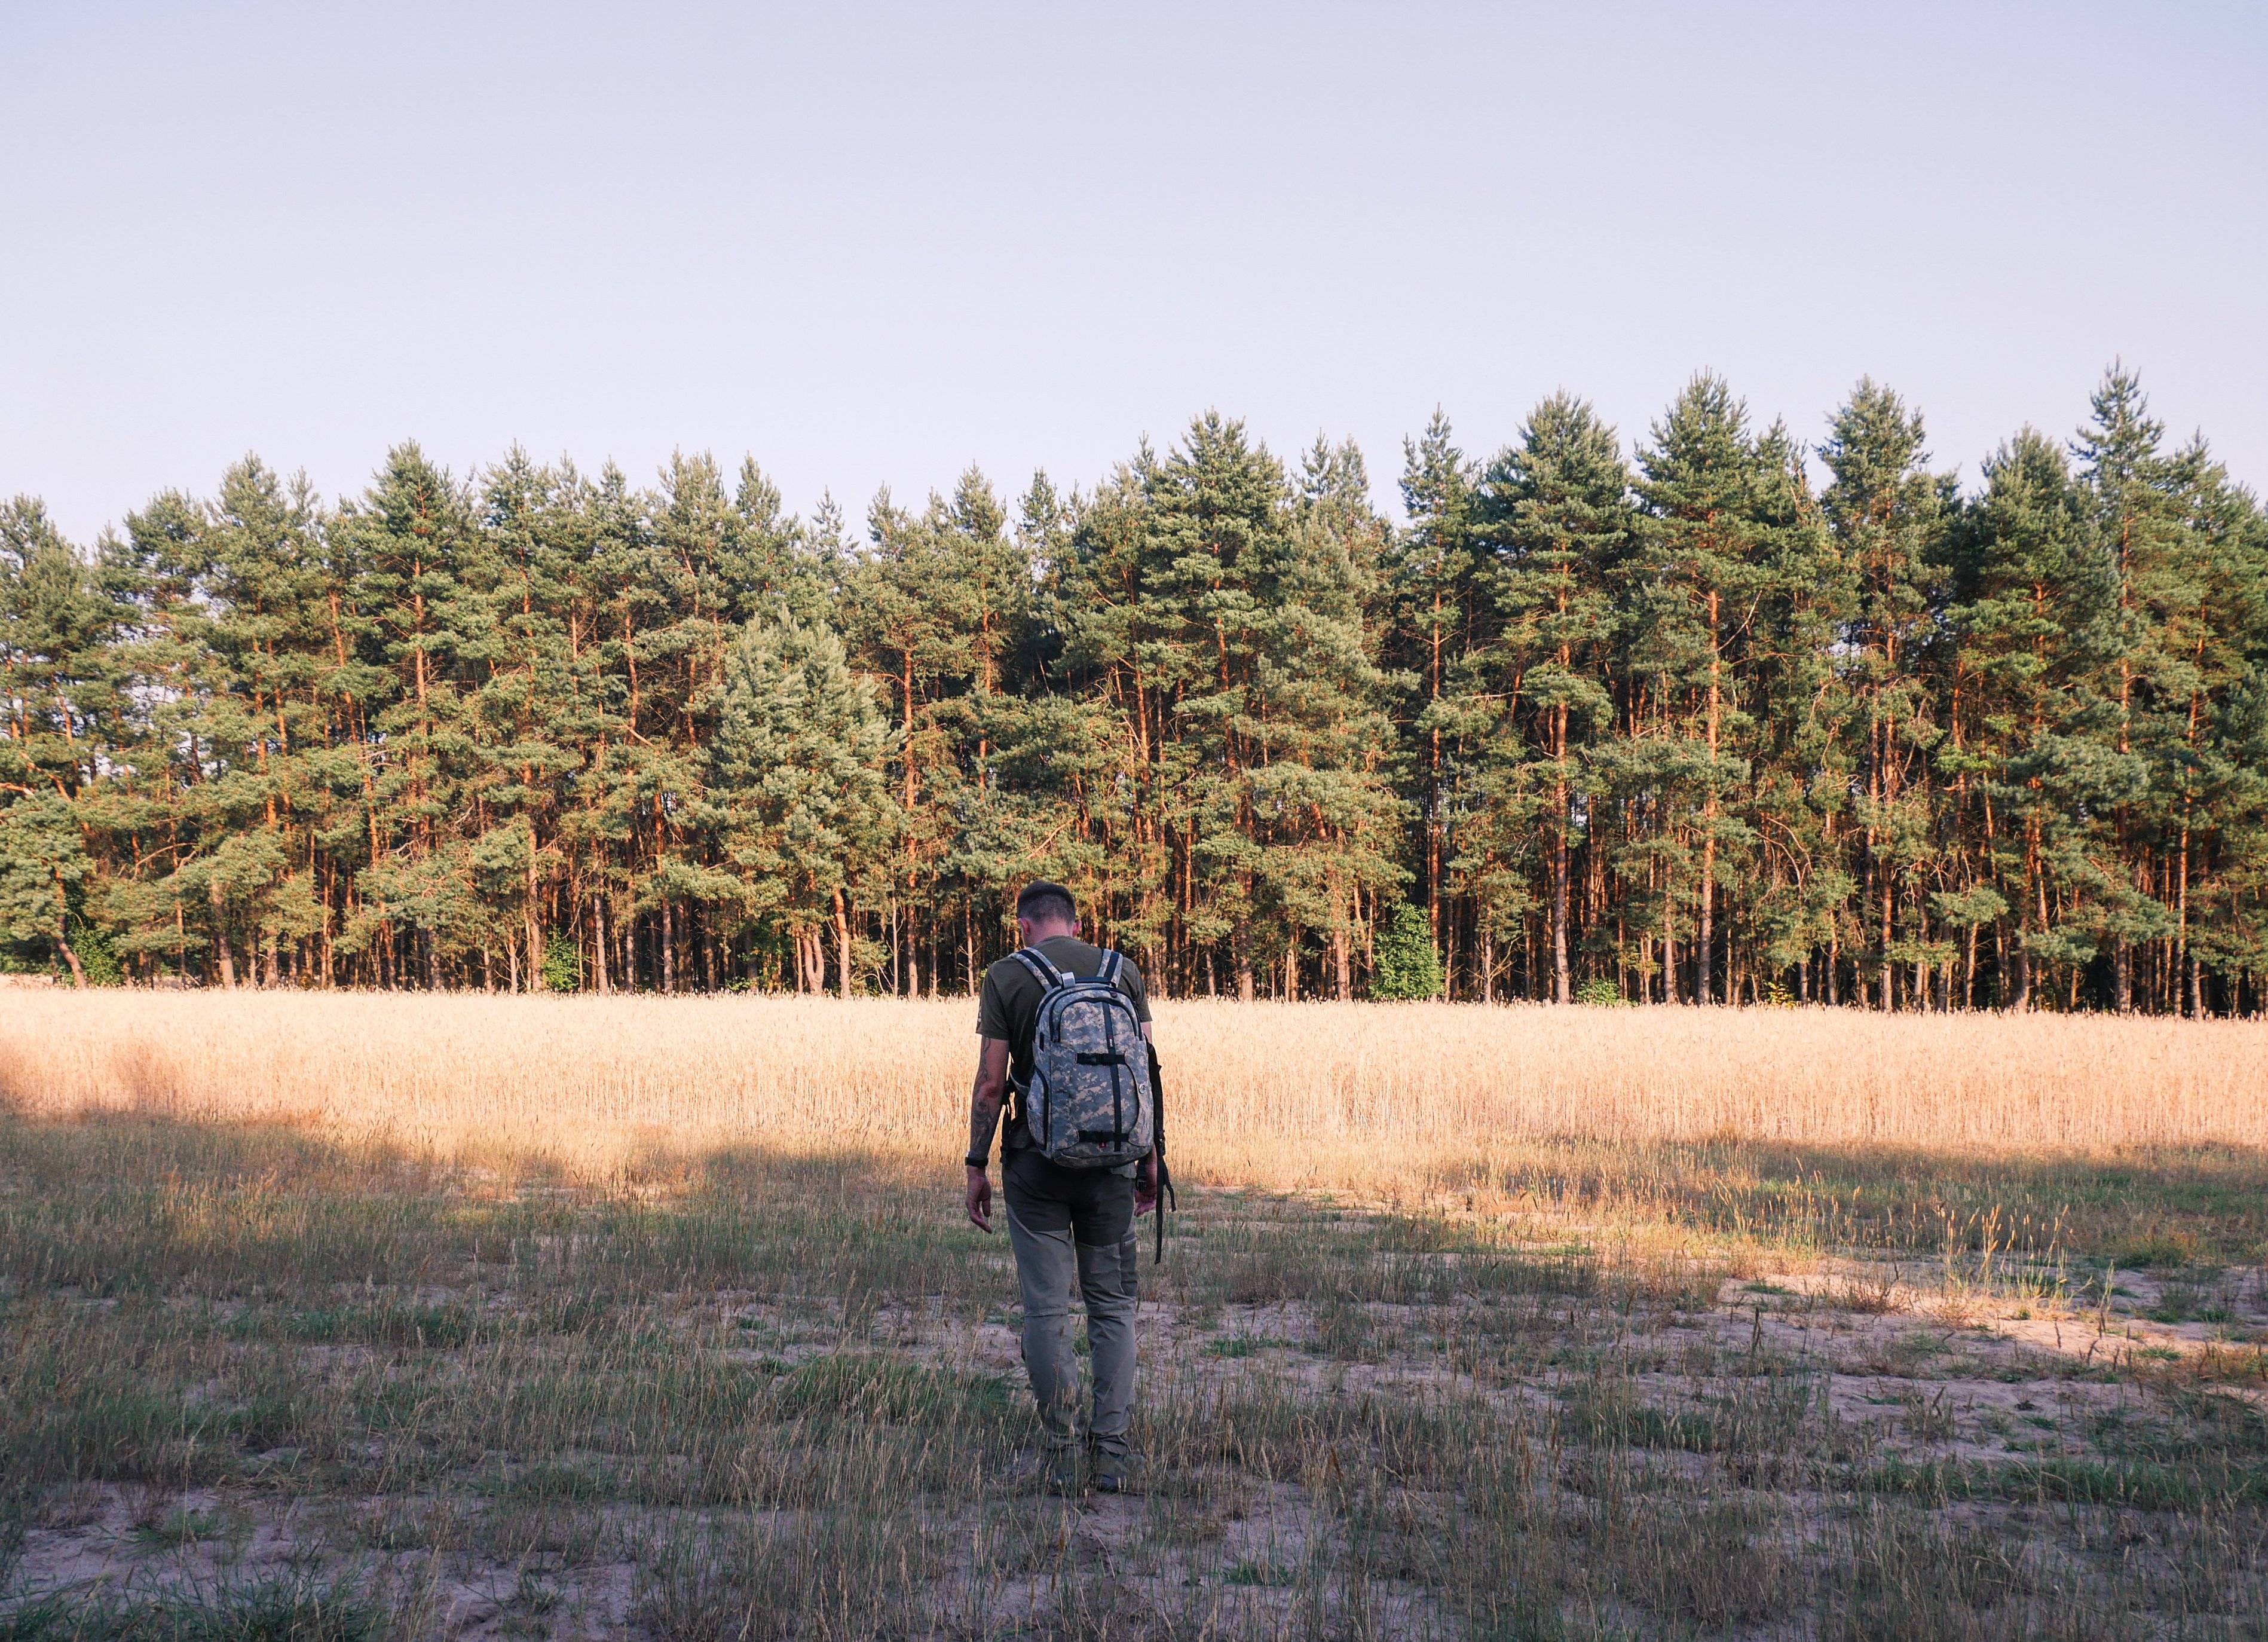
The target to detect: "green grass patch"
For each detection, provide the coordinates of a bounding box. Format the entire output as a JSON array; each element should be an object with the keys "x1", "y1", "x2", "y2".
[
  {"x1": 0, "y1": 1574, "x2": 381, "y2": 1642},
  {"x1": 1860, "y1": 1453, "x2": 2268, "y2": 1509}
]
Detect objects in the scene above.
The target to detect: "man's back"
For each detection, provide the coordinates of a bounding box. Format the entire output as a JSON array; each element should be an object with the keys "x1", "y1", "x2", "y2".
[{"x1": 977, "y1": 936, "x2": 1152, "y2": 1143}]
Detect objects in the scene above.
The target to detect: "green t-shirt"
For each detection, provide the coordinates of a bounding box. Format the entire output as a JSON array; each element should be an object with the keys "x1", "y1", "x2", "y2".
[{"x1": 976, "y1": 936, "x2": 1151, "y2": 1151}]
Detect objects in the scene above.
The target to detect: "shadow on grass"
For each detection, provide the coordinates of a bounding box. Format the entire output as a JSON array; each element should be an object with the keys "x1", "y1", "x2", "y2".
[
  {"x1": 1421, "y1": 1136, "x2": 2268, "y2": 1264},
  {"x1": 4, "y1": 1102, "x2": 2263, "y2": 1310}
]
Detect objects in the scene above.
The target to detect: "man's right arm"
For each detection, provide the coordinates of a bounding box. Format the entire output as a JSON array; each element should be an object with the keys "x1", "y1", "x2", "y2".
[{"x1": 965, "y1": 1035, "x2": 1011, "y2": 1233}]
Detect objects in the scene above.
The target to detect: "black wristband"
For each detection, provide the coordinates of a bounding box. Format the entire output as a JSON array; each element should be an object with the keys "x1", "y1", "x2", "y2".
[{"x1": 965, "y1": 1152, "x2": 989, "y2": 1170}]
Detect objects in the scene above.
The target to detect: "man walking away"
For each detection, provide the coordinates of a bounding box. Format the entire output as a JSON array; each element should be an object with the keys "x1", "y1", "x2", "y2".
[{"x1": 965, "y1": 880, "x2": 1161, "y2": 1496}]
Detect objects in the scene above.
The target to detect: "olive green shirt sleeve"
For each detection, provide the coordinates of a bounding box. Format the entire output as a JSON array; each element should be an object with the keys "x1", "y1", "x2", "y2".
[
  {"x1": 1119, "y1": 956, "x2": 1152, "y2": 1024},
  {"x1": 975, "y1": 963, "x2": 1013, "y2": 1041}
]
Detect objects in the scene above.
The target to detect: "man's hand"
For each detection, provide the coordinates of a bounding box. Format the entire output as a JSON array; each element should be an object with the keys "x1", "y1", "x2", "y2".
[
  {"x1": 966, "y1": 1163, "x2": 994, "y2": 1233},
  {"x1": 1133, "y1": 1150, "x2": 1158, "y2": 1218}
]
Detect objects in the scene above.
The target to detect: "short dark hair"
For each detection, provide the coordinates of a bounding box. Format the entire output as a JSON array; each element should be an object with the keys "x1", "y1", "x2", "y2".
[{"x1": 1015, "y1": 881, "x2": 1077, "y2": 925}]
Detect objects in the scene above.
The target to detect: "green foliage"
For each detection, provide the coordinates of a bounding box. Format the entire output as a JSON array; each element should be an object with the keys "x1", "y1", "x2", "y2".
[
  {"x1": 541, "y1": 933, "x2": 582, "y2": 993},
  {"x1": 1370, "y1": 904, "x2": 1444, "y2": 1000},
  {"x1": 714, "y1": 614, "x2": 898, "y2": 996},
  {"x1": 1575, "y1": 978, "x2": 1625, "y2": 1007},
  {"x1": 66, "y1": 919, "x2": 123, "y2": 986}
]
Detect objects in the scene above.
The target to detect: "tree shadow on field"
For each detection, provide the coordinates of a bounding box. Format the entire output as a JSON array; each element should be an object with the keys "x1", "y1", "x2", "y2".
[
  {"x1": 0, "y1": 1097, "x2": 988, "y2": 1307},
  {"x1": 1425, "y1": 1134, "x2": 2268, "y2": 1266},
  {"x1": 5, "y1": 1100, "x2": 2264, "y2": 1307},
  {"x1": 0, "y1": 1101, "x2": 1622, "y2": 1316}
]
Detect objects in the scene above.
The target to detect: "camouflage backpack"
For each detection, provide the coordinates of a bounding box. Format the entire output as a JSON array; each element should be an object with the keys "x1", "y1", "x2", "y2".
[{"x1": 1012, "y1": 947, "x2": 1154, "y2": 1170}]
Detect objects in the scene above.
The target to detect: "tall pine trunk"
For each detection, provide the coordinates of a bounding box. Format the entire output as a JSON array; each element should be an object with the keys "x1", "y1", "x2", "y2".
[
  {"x1": 1551, "y1": 766, "x2": 1571, "y2": 1004},
  {"x1": 209, "y1": 877, "x2": 238, "y2": 990},
  {"x1": 525, "y1": 844, "x2": 542, "y2": 995}
]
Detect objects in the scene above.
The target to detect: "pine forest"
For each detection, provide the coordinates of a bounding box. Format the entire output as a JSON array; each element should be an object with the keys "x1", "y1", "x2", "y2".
[{"x1": 6, "y1": 367, "x2": 2266, "y2": 1014}]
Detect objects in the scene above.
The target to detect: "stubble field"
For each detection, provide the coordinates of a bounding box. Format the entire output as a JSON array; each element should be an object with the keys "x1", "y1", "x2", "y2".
[{"x1": 0, "y1": 991, "x2": 2264, "y2": 1640}]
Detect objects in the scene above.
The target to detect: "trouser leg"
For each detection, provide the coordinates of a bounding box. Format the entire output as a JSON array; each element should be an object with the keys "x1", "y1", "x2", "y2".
[
  {"x1": 1077, "y1": 1228, "x2": 1140, "y2": 1458},
  {"x1": 1005, "y1": 1197, "x2": 1081, "y2": 1451}
]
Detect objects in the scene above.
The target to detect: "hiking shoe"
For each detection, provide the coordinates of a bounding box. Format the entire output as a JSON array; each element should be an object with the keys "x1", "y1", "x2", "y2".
[
  {"x1": 1090, "y1": 1450, "x2": 1131, "y2": 1495},
  {"x1": 1043, "y1": 1447, "x2": 1083, "y2": 1496}
]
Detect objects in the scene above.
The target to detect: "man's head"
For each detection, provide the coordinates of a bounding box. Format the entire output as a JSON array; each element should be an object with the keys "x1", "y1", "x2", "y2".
[{"x1": 1015, "y1": 880, "x2": 1079, "y2": 944}]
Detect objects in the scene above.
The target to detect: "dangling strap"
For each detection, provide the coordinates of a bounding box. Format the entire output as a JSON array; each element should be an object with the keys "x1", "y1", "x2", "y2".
[{"x1": 1150, "y1": 1045, "x2": 1174, "y2": 1264}]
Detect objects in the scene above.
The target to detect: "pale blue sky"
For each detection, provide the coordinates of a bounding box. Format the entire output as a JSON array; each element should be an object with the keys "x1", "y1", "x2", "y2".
[{"x1": 5, "y1": 2, "x2": 2263, "y2": 542}]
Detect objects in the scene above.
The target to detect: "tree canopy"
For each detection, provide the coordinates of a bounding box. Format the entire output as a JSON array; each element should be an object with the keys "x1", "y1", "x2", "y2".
[{"x1": 6, "y1": 368, "x2": 2264, "y2": 1011}]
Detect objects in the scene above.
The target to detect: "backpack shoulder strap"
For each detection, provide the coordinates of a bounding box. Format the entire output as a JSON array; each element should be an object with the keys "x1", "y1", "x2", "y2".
[
  {"x1": 1097, "y1": 949, "x2": 1124, "y2": 989},
  {"x1": 1014, "y1": 947, "x2": 1067, "y2": 990}
]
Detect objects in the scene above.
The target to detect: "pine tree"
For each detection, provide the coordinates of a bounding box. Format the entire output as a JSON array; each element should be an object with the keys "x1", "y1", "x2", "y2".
[
  {"x1": 1474, "y1": 394, "x2": 1632, "y2": 1002},
  {"x1": 1740, "y1": 421, "x2": 1851, "y2": 1003},
  {"x1": 714, "y1": 614, "x2": 897, "y2": 996},
  {"x1": 1054, "y1": 455, "x2": 1184, "y2": 984},
  {"x1": 1820, "y1": 380, "x2": 1954, "y2": 1009},
  {"x1": 2168, "y1": 455, "x2": 2268, "y2": 1011},
  {"x1": 1943, "y1": 428, "x2": 2117, "y2": 1008},
  {"x1": 1106, "y1": 415, "x2": 1280, "y2": 999},
  {"x1": 2070, "y1": 366, "x2": 2240, "y2": 1012},
  {"x1": 1278, "y1": 437, "x2": 1405, "y2": 999},
  {"x1": 334, "y1": 444, "x2": 481, "y2": 988},
  {"x1": 2, "y1": 499, "x2": 139, "y2": 982},
  {"x1": 1630, "y1": 375, "x2": 1773, "y2": 1005},
  {"x1": 0, "y1": 497, "x2": 100, "y2": 983},
  {"x1": 1384, "y1": 413, "x2": 1483, "y2": 992}
]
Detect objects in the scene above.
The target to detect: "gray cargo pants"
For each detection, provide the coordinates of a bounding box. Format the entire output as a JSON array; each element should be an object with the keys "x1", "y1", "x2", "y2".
[{"x1": 1002, "y1": 1148, "x2": 1140, "y2": 1458}]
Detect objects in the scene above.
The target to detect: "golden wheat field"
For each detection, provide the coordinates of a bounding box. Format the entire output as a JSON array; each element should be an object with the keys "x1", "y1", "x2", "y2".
[
  {"x1": 4, "y1": 989, "x2": 2264, "y2": 1184},
  {"x1": 5, "y1": 992, "x2": 2267, "y2": 1638}
]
